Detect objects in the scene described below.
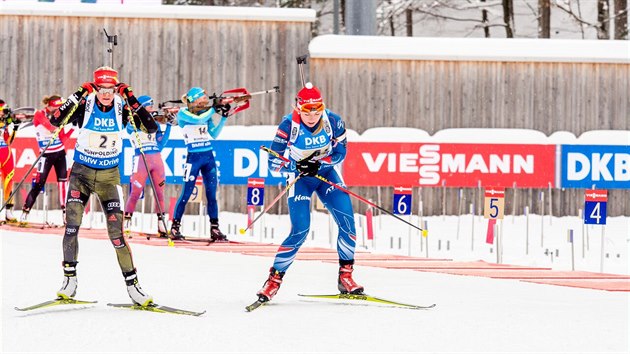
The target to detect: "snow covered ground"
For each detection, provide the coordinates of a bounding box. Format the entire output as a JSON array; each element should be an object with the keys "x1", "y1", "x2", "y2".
[
  {"x1": 2, "y1": 226, "x2": 629, "y2": 353},
  {"x1": 34, "y1": 207, "x2": 629, "y2": 275}
]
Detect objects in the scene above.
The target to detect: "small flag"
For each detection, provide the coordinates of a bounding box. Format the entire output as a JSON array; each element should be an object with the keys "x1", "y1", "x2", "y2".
[
  {"x1": 486, "y1": 218, "x2": 497, "y2": 244},
  {"x1": 365, "y1": 208, "x2": 374, "y2": 241}
]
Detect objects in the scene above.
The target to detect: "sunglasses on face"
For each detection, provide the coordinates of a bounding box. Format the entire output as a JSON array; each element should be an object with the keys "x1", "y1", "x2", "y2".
[
  {"x1": 299, "y1": 102, "x2": 324, "y2": 113},
  {"x1": 97, "y1": 86, "x2": 115, "y2": 95}
]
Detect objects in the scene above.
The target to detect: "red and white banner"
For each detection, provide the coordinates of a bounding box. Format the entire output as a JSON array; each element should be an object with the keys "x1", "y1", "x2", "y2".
[{"x1": 344, "y1": 142, "x2": 556, "y2": 188}]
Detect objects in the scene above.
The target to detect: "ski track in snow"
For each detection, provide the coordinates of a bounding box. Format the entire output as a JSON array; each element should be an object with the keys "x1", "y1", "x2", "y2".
[{"x1": 2, "y1": 230, "x2": 628, "y2": 353}]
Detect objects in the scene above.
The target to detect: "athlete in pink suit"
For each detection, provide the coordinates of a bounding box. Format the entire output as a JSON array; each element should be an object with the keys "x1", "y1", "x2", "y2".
[{"x1": 123, "y1": 95, "x2": 171, "y2": 237}]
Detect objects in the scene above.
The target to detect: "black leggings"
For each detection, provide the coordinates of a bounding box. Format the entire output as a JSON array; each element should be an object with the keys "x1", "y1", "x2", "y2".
[{"x1": 23, "y1": 150, "x2": 67, "y2": 211}]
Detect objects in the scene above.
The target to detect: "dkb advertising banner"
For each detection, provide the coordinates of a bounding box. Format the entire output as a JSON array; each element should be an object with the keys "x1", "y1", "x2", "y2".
[
  {"x1": 561, "y1": 145, "x2": 630, "y2": 189},
  {"x1": 8, "y1": 137, "x2": 286, "y2": 186}
]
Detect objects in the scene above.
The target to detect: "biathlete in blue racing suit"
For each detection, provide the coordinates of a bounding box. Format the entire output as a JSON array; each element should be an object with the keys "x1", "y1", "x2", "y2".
[
  {"x1": 255, "y1": 82, "x2": 364, "y2": 303},
  {"x1": 169, "y1": 87, "x2": 231, "y2": 241}
]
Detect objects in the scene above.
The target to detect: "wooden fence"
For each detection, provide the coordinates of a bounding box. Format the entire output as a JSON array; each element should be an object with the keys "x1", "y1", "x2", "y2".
[
  {"x1": 308, "y1": 36, "x2": 630, "y2": 216},
  {"x1": 0, "y1": 4, "x2": 314, "y2": 123}
]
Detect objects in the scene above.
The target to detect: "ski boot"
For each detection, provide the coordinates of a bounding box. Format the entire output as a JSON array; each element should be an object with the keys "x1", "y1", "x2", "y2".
[
  {"x1": 256, "y1": 267, "x2": 285, "y2": 302},
  {"x1": 124, "y1": 269, "x2": 153, "y2": 306},
  {"x1": 338, "y1": 261, "x2": 364, "y2": 295},
  {"x1": 210, "y1": 220, "x2": 228, "y2": 242},
  {"x1": 157, "y1": 213, "x2": 168, "y2": 238},
  {"x1": 57, "y1": 261, "x2": 78, "y2": 299},
  {"x1": 5, "y1": 204, "x2": 17, "y2": 224},
  {"x1": 123, "y1": 212, "x2": 133, "y2": 239},
  {"x1": 19, "y1": 209, "x2": 29, "y2": 227},
  {"x1": 170, "y1": 219, "x2": 185, "y2": 240}
]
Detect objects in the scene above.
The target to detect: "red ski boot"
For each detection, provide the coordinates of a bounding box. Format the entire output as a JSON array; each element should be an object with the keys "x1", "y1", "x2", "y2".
[
  {"x1": 256, "y1": 268, "x2": 285, "y2": 302},
  {"x1": 338, "y1": 263, "x2": 364, "y2": 294}
]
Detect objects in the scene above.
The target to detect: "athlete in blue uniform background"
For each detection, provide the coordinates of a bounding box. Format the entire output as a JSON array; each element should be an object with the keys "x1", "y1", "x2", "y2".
[
  {"x1": 169, "y1": 87, "x2": 231, "y2": 241},
  {"x1": 255, "y1": 82, "x2": 363, "y2": 303}
]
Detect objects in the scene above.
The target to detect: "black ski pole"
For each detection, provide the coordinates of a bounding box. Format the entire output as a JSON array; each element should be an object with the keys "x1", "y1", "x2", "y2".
[{"x1": 260, "y1": 145, "x2": 427, "y2": 235}]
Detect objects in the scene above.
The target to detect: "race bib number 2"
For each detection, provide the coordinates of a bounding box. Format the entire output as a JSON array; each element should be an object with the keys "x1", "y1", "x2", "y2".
[{"x1": 89, "y1": 133, "x2": 118, "y2": 149}]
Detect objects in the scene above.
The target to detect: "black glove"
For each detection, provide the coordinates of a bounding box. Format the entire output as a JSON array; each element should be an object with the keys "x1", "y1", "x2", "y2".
[
  {"x1": 214, "y1": 103, "x2": 231, "y2": 118},
  {"x1": 7, "y1": 113, "x2": 20, "y2": 125},
  {"x1": 296, "y1": 158, "x2": 321, "y2": 177}
]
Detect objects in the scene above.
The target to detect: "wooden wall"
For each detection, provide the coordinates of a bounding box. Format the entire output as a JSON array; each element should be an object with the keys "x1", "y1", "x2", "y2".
[
  {"x1": 309, "y1": 57, "x2": 629, "y2": 216},
  {"x1": 310, "y1": 59, "x2": 630, "y2": 135},
  {"x1": 0, "y1": 15, "x2": 311, "y2": 124}
]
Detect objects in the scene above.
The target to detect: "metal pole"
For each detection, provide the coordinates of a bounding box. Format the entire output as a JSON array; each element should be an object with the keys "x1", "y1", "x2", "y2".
[
  {"x1": 470, "y1": 203, "x2": 475, "y2": 251},
  {"x1": 540, "y1": 191, "x2": 544, "y2": 247},
  {"x1": 333, "y1": 0, "x2": 340, "y2": 34},
  {"x1": 407, "y1": 214, "x2": 412, "y2": 256},
  {"x1": 512, "y1": 182, "x2": 517, "y2": 224},
  {"x1": 569, "y1": 229, "x2": 575, "y2": 271},
  {"x1": 296, "y1": 55, "x2": 307, "y2": 87},
  {"x1": 548, "y1": 182, "x2": 553, "y2": 225},
  {"x1": 419, "y1": 199, "x2": 423, "y2": 252},
  {"x1": 441, "y1": 180, "x2": 446, "y2": 219},
  {"x1": 424, "y1": 220, "x2": 429, "y2": 258},
  {"x1": 495, "y1": 222, "x2": 500, "y2": 264},
  {"x1": 456, "y1": 188, "x2": 462, "y2": 240},
  {"x1": 43, "y1": 185, "x2": 49, "y2": 226},
  {"x1": 600, "y1": 227, "x2": 605, "y2": 273},
  {"x1": 344, "y1": 0, "x2": 377, "y2": 35},
  {"x1": 579, "y1": 209, "x2": 585, "y2": 257},
  {"x1": 103, "y1": 28, "x2": 117, "y2": 68},
  {"x1": 525, "y1": 205, "x2": 529, "y2": 255}
]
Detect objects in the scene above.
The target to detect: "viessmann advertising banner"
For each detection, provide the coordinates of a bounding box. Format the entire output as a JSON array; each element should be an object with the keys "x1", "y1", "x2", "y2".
[
  {"x1": 7, "y1": 137, "x2": 628, "y2": 189},
  {"x1": 342, "y1": 142, "x2": 556, "y2": 188}
]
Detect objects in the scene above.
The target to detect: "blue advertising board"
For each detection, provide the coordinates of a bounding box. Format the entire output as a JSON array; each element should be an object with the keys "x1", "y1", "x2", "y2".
[
  {"x1": 118, "y1": 139, "x2": 286, "y2": 186},
  {"x1": 561, "y1": 145, "x2": 630, "y2": 189}
]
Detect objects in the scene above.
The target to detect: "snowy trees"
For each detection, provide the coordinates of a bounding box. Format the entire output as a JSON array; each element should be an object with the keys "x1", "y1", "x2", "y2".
[{"x1": 164, "y1": 0, "x2": 628, "y2": 40}]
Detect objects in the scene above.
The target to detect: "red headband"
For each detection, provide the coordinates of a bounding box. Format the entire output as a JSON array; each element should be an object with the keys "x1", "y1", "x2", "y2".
[
  {"x1": 93, "y1": 68, "x2": 119, "y2": 86},
  {"x1": 48, "y1": 98, "x2": 63, "y2": 108}
]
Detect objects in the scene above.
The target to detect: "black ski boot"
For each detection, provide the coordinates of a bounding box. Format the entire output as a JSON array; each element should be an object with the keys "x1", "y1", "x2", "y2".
[
  {"x1": 210, "y1": 219, "x2": 228, "y2": 242},
  {"x1": 170, "y1": 219, "x2": 185, "y2": 240}
]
